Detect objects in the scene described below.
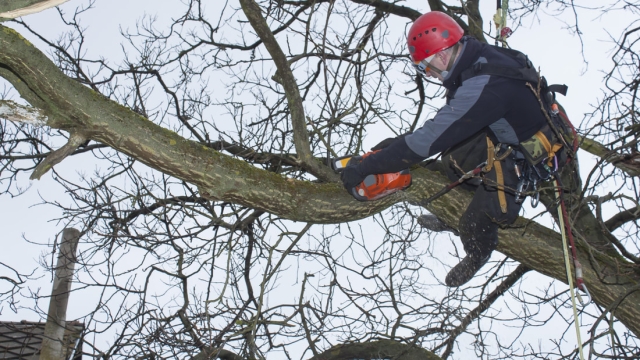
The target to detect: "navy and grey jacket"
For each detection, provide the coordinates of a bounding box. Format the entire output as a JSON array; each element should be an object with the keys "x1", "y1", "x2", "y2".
[{"x1": 357, "y1": 36, "x2": 547, "y2": 176}]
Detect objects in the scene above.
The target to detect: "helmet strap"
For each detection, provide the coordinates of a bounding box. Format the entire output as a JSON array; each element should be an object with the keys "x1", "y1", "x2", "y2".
[
  {"x1": 424, "y1": 43, "x2": 460, "y2": 78},
  {"x1": 445, "y1": 43, "x2": 461, "y2": 73}
]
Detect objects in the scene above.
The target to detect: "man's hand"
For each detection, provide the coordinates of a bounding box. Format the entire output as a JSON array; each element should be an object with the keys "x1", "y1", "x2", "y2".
[
  {"x1": 340, "y1": 164, "x2": 366, "y2": 191},
  {"x1": 371, "y1": 137, "x2": 397, "y2": 151}
]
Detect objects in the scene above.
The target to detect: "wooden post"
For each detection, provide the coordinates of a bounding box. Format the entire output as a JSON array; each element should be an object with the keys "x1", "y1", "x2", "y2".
[{"x1": 40, "y1": 228, "x2": 80, "y2": 360}]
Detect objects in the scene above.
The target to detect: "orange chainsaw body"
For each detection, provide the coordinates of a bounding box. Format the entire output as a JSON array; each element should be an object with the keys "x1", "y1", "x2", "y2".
[{"x1": 332, "y1": 152, "x2": 412, "y2": 201}]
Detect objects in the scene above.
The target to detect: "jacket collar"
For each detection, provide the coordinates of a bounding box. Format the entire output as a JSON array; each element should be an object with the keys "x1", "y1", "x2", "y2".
[{"x1": 442, "y1": 36, "x2": 482, "y2": 90}]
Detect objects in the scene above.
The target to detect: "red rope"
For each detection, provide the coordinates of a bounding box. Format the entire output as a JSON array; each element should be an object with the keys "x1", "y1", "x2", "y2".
[{"x1": 557, "y1": 181, "x2": 586, "y2": 293}]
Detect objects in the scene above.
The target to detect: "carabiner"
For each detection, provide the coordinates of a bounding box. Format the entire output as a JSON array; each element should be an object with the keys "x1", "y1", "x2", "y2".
[
  {"x1": 576, "y1": 283, "x2": 592, "y2": 306},
  {"x1": 515, "y1": 179, "x2": 527, "y2": 204},
  {"x1": 530, "y1": 180, "x2": 540, "y2": 208}
]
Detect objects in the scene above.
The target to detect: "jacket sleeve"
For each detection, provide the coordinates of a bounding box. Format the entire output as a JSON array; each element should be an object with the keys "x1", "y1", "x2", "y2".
[
  {"x1": 357, "y1": 136, "x2": 425, "y2": 175},
  {"x1": 355, "y1": 75, "x2": 509, "y2": 177},
  {"x1": 404, "y1": 75, "x2": 508, "y2": 158}
]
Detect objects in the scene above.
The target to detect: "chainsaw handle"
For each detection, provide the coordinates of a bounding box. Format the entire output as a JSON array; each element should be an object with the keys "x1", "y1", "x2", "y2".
[{"x1": 331, "y1": 151, "x2": 377, "y2": 171}]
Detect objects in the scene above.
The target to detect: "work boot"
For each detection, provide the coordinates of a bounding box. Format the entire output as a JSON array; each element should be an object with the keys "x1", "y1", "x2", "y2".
[{"x1": 445, "y1": 253, "x2": 490, "y2": 287}]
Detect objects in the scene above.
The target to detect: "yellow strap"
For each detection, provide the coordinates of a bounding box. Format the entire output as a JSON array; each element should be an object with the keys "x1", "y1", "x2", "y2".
[
  {"x1": 494, "y1": 158, "x2": 508, "y2": 213},
  {"x1": 484, "y1": 137, "x2": 495, "y2": 172},
  {"x1": 534, "y1": 131, "x2": 553, "y2": 154},
  {"x1": 547, "y1": 143, "x2": 563, "y2": 167},
  {"x1": 534, "y1": 131, "x2": 564, "y2": 167},
  {"x1": 484, "y1": 137, "x2": 507, "y2": 213}
]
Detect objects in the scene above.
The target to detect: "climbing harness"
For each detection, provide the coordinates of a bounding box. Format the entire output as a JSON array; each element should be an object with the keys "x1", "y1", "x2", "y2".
[
  {"x1": 422, "y1": 137, "x2": 514, "y2": 210},
  {"x1": 494, "y1": 0, "x2": 512, "y2": 47},
  {"x1": 458, "y1": 43, "x2": 577, "y2": 207},
  {"x1": 513, "y1": 148, "x2": 559, "y2": 207},
  {"x1": 483, "y1": 137, "x2": 513, "y2": 213},
  {"x1": 514, "y1": 94, "x2": 578, "y2": 205}
]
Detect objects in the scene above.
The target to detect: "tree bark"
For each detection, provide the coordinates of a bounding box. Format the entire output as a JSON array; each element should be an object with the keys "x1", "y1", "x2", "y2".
[{"x1": 2, "y1": 24, "x2": 640, "y2": 337}]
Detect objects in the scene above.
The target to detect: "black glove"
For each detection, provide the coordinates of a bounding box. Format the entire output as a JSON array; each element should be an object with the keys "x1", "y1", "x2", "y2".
[
  {"x1": 371, "y1": 132, "x2": 412, "y2": 151},
  {"x1": 371, "y1": 137, "x2": 397, "y2": 151},
  {"x1": 341, "y1": 164, "x2": 366, "y2": 191}
]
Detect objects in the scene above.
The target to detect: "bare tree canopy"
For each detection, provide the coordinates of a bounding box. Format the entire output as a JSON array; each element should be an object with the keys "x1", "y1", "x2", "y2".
[{"x1": 1, "y1": 0, "x2": 639, "y2": 359}]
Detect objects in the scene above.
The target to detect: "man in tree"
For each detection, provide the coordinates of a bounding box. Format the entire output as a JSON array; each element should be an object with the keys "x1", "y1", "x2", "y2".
[{"x1": 341, "y1": 11, "x2": 564, "y2": 287}]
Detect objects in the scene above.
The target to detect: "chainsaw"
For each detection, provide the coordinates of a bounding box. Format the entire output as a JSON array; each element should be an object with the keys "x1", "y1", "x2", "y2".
[{"x1": 332, "y1": 151, "x2": 412, "y2": 201}]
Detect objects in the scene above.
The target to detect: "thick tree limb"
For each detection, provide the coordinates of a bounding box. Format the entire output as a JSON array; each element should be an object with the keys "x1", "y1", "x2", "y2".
[
  {"x1": 190, "y1": 346, "x2": 245, "y2": 360},
  {"x1": 492, "y1": 213, "x2": 640, "y2": 338},
  {"x1": 2, "y1": 24, "x2": 640, "y2": 337},
  {"x1": 0, "y1": 0, "x2": 69, "y2": 19},
  {"x1": 462, "y1": 0, "x2": 486, "y2": 42},
  {"x1": 579, "y1": 135, "x2": 640, "y2": 177},
  {"x1": 40, "y1": 227, "x2": 80, "y2": 360},
  {"x1": 605, "y1": 205, "x2": 640, "y2": 232},
  {"x1": 308, "y1": 339, "x2": 442, "y2": 360}
]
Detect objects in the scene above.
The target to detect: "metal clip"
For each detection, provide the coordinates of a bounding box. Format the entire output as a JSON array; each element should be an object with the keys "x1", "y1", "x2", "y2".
[
  {"x1": 530, "y1": 180, "x2": 540, "y2": 208},
  {"x1": 574, "y1": 264, "x2": 592, "y2": 306},
  {"x1": 515, "y1": 179, "x2": 527, "y2": 204},
  {"x1": 494, "y1": 144, "x2": 513, "y2": 161},
  {"x1": 576, "y1": 283, "x2": 592, "y2": 306}
]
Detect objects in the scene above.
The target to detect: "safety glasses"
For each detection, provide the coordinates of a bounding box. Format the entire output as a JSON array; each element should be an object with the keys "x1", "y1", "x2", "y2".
[{"x1": 412, "y1": 54, "x2": 436, "y2": 76}]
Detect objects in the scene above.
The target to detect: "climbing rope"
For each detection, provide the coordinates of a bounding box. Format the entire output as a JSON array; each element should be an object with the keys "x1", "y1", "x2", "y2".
[
  {"x1": 494, "y1": 0, "x2": 512, "y2": 46},
  {"x1": 493, "y1": 2, "x2": 585, "y2": 355},
  {"x1": 553, "y1": 176, "x2": 589, "y2": 360}
]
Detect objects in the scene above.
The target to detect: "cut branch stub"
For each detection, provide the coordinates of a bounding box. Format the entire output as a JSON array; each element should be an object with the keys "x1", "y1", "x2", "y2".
[
  {"x1": 0, "y1": 100, "x2": 48, "y2": 125},
  {"x1": 30, "y1": 132, "x2": 87, "y2": 180}
]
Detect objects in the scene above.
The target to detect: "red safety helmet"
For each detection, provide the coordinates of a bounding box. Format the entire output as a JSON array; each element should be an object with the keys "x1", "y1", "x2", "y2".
[{"x1": 407, "y1": 12, "x2": 464, "y2": 63}]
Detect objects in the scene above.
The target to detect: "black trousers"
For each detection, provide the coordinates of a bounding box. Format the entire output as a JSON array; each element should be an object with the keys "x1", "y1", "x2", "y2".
[{"x1": 442, "y1": 133, "x2": 522, "y2": 259}]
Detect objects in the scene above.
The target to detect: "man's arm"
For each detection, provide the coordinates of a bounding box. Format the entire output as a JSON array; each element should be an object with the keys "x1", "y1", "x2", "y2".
[
  {"x1": 341, "y1": 75, "x2": 507, "y2": 190},
  {"x1": 340, "y1": 137, "x2": 424, "y2": 191},
  {"x1": 405, "y1": 75, "x2": 507, "y2": 157}
]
